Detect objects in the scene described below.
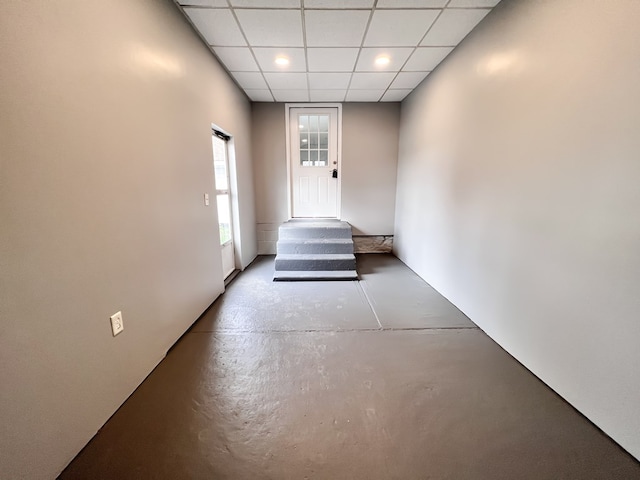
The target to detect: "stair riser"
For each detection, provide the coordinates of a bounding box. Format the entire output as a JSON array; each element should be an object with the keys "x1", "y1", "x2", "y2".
[
  {"x1": 278, "y1": 227, "x2": 352, "y2": 240},
  {"x1": 274, "y1": 258, "x2": 356, "y2": 271},
  {"x1": 277, "y1": 241, "x2": 354, "y2": 255}
]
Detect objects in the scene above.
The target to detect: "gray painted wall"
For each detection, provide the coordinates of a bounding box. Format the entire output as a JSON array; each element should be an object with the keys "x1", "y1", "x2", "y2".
[
  {"x1": 395, "y1": 0, "x2": 640, "y2": 460},
  {"x1": 252, "y1": 102, "x2": 400, "y2": 253},
  {"x1": 0, "y1": 0, "x2": 256, "y2": 477}
]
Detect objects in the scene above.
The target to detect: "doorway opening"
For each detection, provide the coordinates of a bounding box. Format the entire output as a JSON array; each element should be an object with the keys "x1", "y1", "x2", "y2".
[
  {"x1": 286, "y1": 104, "x2": 342, "y2": 219},
  {"x1": 212, "y1": 128, "x2": 235, "y2": 280}
]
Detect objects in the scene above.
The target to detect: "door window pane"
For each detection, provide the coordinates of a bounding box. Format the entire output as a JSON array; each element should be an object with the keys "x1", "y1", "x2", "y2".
[
  {"x1": 217, "y1": 194, "x2": 232, "y2": 245},
  {"x1": 299, "y1": 132, "x2": 308, "y2": 149},
  {"x1": 212, "y1": 136, "x2": 228, "y2": 190},
  {"x1": 319, "y1": 133, "x2": 328, "y2": 149}
]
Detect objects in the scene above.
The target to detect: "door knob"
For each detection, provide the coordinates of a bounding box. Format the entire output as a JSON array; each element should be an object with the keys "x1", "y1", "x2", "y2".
[{"x1": 331, "y1": 169, "x2": 338, "y2": 178}]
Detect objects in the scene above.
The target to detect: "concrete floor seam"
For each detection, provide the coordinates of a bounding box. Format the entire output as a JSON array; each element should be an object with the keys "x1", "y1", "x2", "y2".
[
  {"x1": 355, "y1": 279, "x2": 384, "y2": 329},
  {"x1": 188, "y1": 326, "x2": 481, "y2": 335}
]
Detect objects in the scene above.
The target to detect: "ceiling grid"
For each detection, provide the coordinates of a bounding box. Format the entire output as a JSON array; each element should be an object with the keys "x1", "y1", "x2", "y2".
[{"x1": 176, "y1": 0, "x2": 500, "y2": 102}]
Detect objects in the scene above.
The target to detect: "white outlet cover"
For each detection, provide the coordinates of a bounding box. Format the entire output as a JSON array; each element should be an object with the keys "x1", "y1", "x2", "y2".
[
  {"x1": 204, "y1": 193, "x2": 210, "y2": 206},
  {"x1": 110, "y1": 311, "x2": 124, "y2": 336}
]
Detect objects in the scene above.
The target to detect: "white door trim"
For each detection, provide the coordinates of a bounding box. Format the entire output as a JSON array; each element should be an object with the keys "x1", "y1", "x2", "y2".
[{"x1": 285, "y1": 103, "x2": 342, "y2": 220}]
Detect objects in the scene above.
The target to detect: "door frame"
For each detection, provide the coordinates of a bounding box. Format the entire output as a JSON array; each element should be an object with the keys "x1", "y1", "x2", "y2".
[
  {"x1": 211, "y1": 123, "x2": 240, "y2": 279},
  {"x1": 285, "y1": 103, "x2": 342, "y2": 219}
]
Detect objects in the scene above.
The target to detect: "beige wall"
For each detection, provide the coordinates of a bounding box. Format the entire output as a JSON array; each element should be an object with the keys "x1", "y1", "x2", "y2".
[
  {"x1": 253, "y1": 102, "x2": 399, "y2": 253},
  {"x1": 0, "y1": 1, "x2": 256, "y2": 478},
  {"x1": 395, "y1": 0, "x2": 640, "y2": 460}
]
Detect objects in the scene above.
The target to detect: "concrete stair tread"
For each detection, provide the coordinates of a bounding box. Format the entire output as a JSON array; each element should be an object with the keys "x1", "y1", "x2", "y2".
[
  {"x1": 273, "y1": 270, "x2": 358, "y2": 281},
  {"x1": 277, "y1": 238, "x2": 353, "y2": 244},
  {"x1": 276, "y1": 253, "x2": 355, "y2": 260}
]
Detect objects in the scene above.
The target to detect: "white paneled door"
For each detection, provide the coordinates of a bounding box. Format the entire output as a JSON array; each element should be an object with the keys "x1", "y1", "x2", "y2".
[{"x1": 289, "y1": 107, "x2": 340, "y2": 218}]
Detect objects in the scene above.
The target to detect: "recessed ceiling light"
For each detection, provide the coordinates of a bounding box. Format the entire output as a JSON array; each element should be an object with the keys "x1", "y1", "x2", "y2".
[
  {"x1": 275, "y1": 56, "x2": 290, "y2": 66},
  {"x1": 375, "y1": 55, "x2": 391, "y2": 67}
]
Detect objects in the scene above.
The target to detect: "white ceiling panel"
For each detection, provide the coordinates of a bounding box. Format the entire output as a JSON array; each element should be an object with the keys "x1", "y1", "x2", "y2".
[
  {"x1": 231, "y1": 71, "x2": 268, "y2": 89},
  {"x1": 345, "y1": 89, "x2": 385, "y2": 102},
  {"x1": 421, "y1": 8, "x2": 489, "y2": 46},
  {"x1": 253, "y1": 48, "x2": 306, "y2": 72},
  {"x1": 272, "y1": 89, "x2": 309, "y2": 102},
  {"x1": 235, "y1": 9, "x2": 304, "y2": 46},
  {"x1": 403, "y1": 47, "x2": 453, "y2": 71},
  {"x1": 184, "y1": 8, "x2": 246, "y2": 46},
  {"x1": 448, "y1": 0, "x2": 500, "y2": 7},
  {"x1": 364, "y1": 10, "x2": 439, "y2": 47},
  {"x1": 213, "y1": 47, "x2": 259, "y2": 71},
  {"x1": 231, "y1": 0, "x2": 300, "y2": 6},
  {"x1": 376, "y1": 0, "x2": 447, "y2": 7},
  {"x1": 381, "y1": 89, "x2": 412, "y2": 101},
  {"x1": 308, "y1": 73, "x2": 352, "y2": 89},
  {"x1": 307, "y1": 48, "x2": 359, "y2": 72},
  {"x1": 305, "y1": 10, "x2": 370, "y2": 47},
  {"x1": 390, "y1": 71, "x2": 429, "y2": 89},
  {"x1": 304, "y1": 0, "x2": 374, "y2": 7},
  {"x1": 309, "y1": 90, "x2": 347, "y2": 102},
  {"x1": 245, "y1": 89, "x2": 274, "y2": 101},
  {"x1": 179, "y1": 0, "x2": 227, "y2": 6},
  {"x1": 350, "y1": 72, "x2": 395, "y2": 89},
  {"x1": 264, "y1": 72, "x2": 308, "y2": 89},
  {"x1": 355, "y1": 47, "x2": 413, "y2": 72}
]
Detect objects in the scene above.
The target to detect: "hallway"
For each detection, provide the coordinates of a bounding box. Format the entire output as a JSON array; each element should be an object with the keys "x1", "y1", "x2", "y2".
[{"x1": 59, "y1": 255, "x2": 640, "y2": 479}]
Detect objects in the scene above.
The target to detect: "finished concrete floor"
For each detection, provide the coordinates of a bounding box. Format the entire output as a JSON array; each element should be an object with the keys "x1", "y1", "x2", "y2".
[{"x1": 60, "y1": 254, "x2": 640, "y2": 479}]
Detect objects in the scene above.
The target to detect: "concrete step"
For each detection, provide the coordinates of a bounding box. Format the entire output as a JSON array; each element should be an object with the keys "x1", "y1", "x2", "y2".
[
  {"x1": 278, "y1": 220, "x2": 352, "y2": 240},
  {"x1": 274, "y1": 254, "x2": 356, "y2": 272},
  {"x1": 273, "y1": 270, "x2": 358, "y2": 281},
  {"x1": 276, "y1": 238, "x2": 354, "y2": 255}
]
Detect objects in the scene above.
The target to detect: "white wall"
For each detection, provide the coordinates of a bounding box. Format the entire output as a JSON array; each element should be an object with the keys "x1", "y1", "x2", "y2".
[
  {"x1": 253, "y1": 102, "x2": 399, "y2": 253},
  {"x1": 395, "y1": 0, "x2": 640, "y2": 460},
  {"x1": 0, "y1": 1, "x2": 256, "y2": 478}
]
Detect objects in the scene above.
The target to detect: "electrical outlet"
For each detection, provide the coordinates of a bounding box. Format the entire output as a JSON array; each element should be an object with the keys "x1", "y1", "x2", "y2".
[
  {"x1": 110, "y1": 311, "x2": 124, "y2": 336},
  {"x1": 204, "y1": 193, "x2": 210, "y2": 206}
]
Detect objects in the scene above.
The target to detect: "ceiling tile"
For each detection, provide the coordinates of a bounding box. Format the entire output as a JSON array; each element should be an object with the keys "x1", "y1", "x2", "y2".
[
  {"x1": 245, "y1": 89, "x2": 274, "y2": 101},
  {"x1": 381, "y1": 89, "x2": 412, "y2": 101},
  {"x1": 403, "y1": 47, "x2": 453, "y2": 71},
  {"x1": 448, "y1": 0, "x2": 500, "y2": 6},
  {"x1": 179, "y1": 0, "x2": 227, "y2": 6},
  {"x1": 272, "y1": 89, "x2": 310, "y2": 102},
  {"x1": 235, "y1": 10, "x2": 304, "y2": 47},
  {"x1": 304, "y1": 0, "x2": 374, "y2": 7},
  {"x1": 231, "y1": 0, "x2": 300, "y2": 6},
  {"x1": 390, "y1": 71, "x2": 429, "y2": 89},
  {"x1": 231, "y1": 72, "x2": 268, "y2": 89},
  {"x1": 376, "y1": 0, "x2": 447, "y2": 7},
  {"x1": 264, "y1": 72, "x2": 308, "y2": 89},
  {"x1": 350, "y1": 72, "x2": 395, "y2": 89},
  {"x1": 184, "y1": 8, "x2": 246, "y2": 46},
  {"x1": 421, "y1": 8, "x2": 489, "y2": 46},
  {"x1": 345, "y1": 89, "x2": 385, "y2": 102},
  {"x1": 307, "y1": 48, "x2": 359, "y2": 72},
  {"x1": 305, "y1": 10, "x2": 370, "y2": 47},
  {"x1": 364, "y1": 10, "x2": 439, "y2": 47},
  {"x1": 308, "y1": 73, "x2": 351, "y2": 89},
  {"x1": 355, "y1": 47, "x2": 413, "y2": 72},
  {"x1": 213, "y1": 47, "x2": 259, "y2": 71},
  {"x1": 253, "y1": 48, "x2": 306, "y2": 72},
  {"x1": 309, "y1": 90, "x2": 347, "y2": 102}
]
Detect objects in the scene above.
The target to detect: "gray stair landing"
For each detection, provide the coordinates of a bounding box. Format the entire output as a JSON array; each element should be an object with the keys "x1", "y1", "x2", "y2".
[{"x1": 274, "y1": 220, "x2": 357, "y2": 281}]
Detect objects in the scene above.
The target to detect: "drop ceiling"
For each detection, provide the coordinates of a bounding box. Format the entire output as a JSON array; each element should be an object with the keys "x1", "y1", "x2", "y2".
[{"x1": 174, "y1": 0, "x2": 501, "y2": 102}]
